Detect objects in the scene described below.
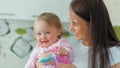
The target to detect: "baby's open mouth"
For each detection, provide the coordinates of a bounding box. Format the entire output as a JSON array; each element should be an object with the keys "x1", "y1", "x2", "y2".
[{"x1": 42, "y1": 40, "x2": 49, "y2": 43}]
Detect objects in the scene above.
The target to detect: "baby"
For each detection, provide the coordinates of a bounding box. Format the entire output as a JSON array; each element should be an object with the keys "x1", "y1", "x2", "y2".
[{"x1": 25, "y1": 13, "x2": 73, "y2": 68}]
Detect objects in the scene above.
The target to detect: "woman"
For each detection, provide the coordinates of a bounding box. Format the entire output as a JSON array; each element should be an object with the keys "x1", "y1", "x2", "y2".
[
  {"x1": 36, "y1": 0, "x2": 120, "y2": 68},
  {"x1": 58, "y1": 0, "x2": 120, "y2": 68}
]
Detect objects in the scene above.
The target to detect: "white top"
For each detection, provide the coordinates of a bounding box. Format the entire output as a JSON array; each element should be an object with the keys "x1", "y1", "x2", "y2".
[{"x1": 67, "y1": 37, "x2": 120, "y2": 68}]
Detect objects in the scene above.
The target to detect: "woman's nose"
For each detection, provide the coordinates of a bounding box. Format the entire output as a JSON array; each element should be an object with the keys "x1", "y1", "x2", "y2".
[{"x1": 69, "y1": 24, "x2": 74, "y2": 32}]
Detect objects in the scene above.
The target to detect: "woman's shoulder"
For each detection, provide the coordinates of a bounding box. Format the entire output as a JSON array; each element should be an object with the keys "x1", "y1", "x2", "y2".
[
  {"x1": 109, "y1": 45, "x2": 120, "y2": 66},
  {"x1": 109, "y1": 46, "x2": 120, "y2": 54}
]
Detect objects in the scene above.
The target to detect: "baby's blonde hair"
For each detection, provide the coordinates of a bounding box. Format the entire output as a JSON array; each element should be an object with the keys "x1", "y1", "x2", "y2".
[
  {"x1": 37, "y1": 13, "x2": 62, "y2": 29},
  {"x1": 34, "y1": 12, "x2": 64, "y2": 38}
]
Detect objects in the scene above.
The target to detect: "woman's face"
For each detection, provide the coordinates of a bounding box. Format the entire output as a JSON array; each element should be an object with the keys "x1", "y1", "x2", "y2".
[{"x1": 69, "y1": 8, "x2": 90, "y2": 41}]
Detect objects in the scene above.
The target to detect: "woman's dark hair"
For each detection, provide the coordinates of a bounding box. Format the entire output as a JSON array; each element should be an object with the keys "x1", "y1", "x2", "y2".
[{"x1": 70, "y1": 0, "x2": 120, "y2": 68}]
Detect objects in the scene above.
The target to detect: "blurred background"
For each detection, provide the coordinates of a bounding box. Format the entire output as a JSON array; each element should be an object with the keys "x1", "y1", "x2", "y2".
[{"x1": 0, "y1": 0, "x2": 120, "y2": 68}]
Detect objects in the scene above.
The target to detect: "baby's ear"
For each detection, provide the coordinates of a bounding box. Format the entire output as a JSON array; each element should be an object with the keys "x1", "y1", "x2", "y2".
[
  {"x1": 34, "y1": 37, "x2": 36, "y2": 40},
  {"x1": 57, "y1": 29, "x2": 62, "y2": 36},
  {"x1": 34, "y1": 36, "x2": 37, "y2": 40}
]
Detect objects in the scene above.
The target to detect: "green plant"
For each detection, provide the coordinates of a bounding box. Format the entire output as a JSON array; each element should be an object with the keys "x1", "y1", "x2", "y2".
[
  {"x1": 113, "y1": 26, "x2": 120, "y2": 40},
  {"x1": 62, "y1": 29, "x2": 72, "y2": 38},
  {"x1": 63, "y1": 31, "x2": 71, "y2": 37},
  {"x1": 15, "y1": 28, "x2": 26, "y2": 35}
]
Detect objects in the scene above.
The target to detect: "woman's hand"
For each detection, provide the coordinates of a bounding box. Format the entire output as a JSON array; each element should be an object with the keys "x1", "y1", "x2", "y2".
[
  {"x1": 57, "y1": 47, "x2": 70, "y2": 56},
  {"x1": 111, "y1": 62, "x2": 120, "y2": 68},
  {"x1": 58, "y1": 63, "x2": 77, "y2": 68}
]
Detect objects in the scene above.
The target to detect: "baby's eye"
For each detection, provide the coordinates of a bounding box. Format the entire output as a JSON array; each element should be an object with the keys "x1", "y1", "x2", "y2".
[
  {"x1": 37, "y1": 33, "x2": 41, "y2": 35},
  {"x1": 45, "y1": 32, "x2": 50, "y2": 35}
]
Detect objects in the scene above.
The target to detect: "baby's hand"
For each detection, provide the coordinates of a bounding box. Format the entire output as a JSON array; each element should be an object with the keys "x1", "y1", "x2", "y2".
[
  {"x1": 36, "y1": 62, "x2": 44, "y2": 68},
  {"x1": 42, "y1": 60, "x2": 54, "y2": 65},
  {"x1": 38, "y1": 52, "x2": 54, "y2": 65},
  {"x1": 57, "y1": 47, "x2": 70, "y2": 56}
]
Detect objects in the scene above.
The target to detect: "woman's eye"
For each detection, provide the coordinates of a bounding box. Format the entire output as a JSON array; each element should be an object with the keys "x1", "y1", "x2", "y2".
[
  {"x1": 73, "y1": 22, "x2": 79, "y2": 26},
  {"x1": 75, "y1": 23, "x2": 78, "y2": 26}
]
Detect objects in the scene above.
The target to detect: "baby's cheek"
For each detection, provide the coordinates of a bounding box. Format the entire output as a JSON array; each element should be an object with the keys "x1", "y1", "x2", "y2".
[{"x1": 49, "y1": 38, "x2": 58, "y2": 43}]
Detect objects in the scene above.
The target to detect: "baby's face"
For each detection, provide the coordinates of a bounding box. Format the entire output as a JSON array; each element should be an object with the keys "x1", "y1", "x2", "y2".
[{"x1": 35, "y1": 20, "x2": 61, "y2": 48}]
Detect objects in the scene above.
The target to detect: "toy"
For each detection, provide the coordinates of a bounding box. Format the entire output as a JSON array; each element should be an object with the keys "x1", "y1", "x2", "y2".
[
  {"x1": 38, "y1": 52, "x2": 59, "y2": 67},
  {"x1": 38, "y1": 47, "x2": 71, "y2": 68}
]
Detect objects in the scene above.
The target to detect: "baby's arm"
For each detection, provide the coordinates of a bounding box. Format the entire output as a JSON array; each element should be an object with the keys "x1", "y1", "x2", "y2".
[
  {"x1": 25, "y1": 47, "x2": 39, "y2": 68},
  {"x1": 57, "y1": 38, "x2": 73, "y2": 63},
  {"x1": 57, "y1": 38, "x2": 73, "y2": 56},
  {"x1": 57, "y1": 46, "x2": 71, "y2": 56}
]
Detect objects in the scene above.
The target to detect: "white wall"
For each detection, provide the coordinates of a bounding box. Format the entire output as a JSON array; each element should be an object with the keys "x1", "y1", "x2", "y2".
[
  {"x1": 0, "y1": 0, "x2": 71, "y2": 22},
  {"x1": 0, "y1": 19, "x2": 36, "y2": 68},
  {"x1": 104, "y1": 0, "x2": 120, "y2": 25}
]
